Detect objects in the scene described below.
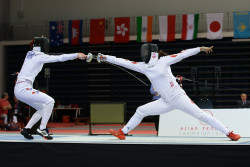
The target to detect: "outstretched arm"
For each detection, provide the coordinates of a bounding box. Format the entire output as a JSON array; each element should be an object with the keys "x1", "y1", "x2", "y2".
[
  {"x1": 38, "y1": 53, "x2": 86, "y2": 63},
  {"x1": 100, "y1": 54, "x2": 145, "y2": 74},
  {"x1": 161, "y1": 46, "x2": 213, "y2": 65}
]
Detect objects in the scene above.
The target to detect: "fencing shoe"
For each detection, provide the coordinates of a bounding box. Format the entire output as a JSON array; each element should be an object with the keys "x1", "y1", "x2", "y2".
[
  {"x1": 227, "y1": 131, "x2": 241, "y2": 141},
  {"x1": 109, "y1": 128, "x2": 125, "y2": 140},
  {"x1": 21, "y1": 128, "x2": 33, "y2": 139},
  {"x1": 37, "y1": 128, "x2": 53, "y2": 140}
]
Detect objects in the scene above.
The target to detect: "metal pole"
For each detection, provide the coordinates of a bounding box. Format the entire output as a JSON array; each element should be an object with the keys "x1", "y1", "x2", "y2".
[
  {"x1": 46, "y1": 77, "x2": 49, "y2": 92},
  {"x1": 44, "y1": 68, "x2": 50, "y2": 93}
]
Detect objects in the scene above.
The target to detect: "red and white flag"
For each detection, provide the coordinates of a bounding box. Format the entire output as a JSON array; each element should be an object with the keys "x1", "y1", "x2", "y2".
[
  {"x1": 207, "y1": 13, "x2": 224, "y2": 40},
  {"x1": 114, "y1": 17, "x2": 130, "y2": 43},
  {"x1": 68, "y1": 20, "x2": 82, "y2": 45},
  {"x1": 89, "y1": 18, "x2": 105, "y2": 44},
  {"x1": 159, "y1": 15, "x2": 176, "y2": 42}
]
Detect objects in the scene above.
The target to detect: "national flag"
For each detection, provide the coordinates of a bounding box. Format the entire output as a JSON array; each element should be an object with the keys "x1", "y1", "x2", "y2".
[
  {"x1": 68, "y1": 20, "x2": 83, "y2": 45},
  {"x1": 181, "y1": 14, "x2": 199, "y2": 40},
  {"x1": 159, "y1": 15, "x2": 176, "y2": 42},
  {"x1": 89, "y1": 18, "x2": 105, "y2": 44},
  {"x1": 114, "y1": 17, "x2": 130, "y2": 43},
  {"x1": 49, "y1": 21, "x2": 64, "y2": 46},
  {"x1": 137, "y1": 16, "x2": 153, "y2": 42},
  {"x1": 206, "y1": 13, "x2": 224, "y2": 40},
  {"x1": 233, "y1": 12, "x2": 250, "y2": 38}
]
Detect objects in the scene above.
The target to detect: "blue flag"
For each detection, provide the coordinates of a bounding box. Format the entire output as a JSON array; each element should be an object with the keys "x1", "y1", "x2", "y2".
[
  {"x1": 49, "y1": 21, "x2": 64, "y2": 46},
  {"x1": 234, "y1": 12, "x2": 250, "y2": 38}
]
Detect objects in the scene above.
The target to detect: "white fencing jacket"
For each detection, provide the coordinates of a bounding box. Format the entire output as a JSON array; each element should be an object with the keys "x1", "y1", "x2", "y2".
[
  {"x1": 17, "y1": 50, "x2": 78, "y2": 83},
  {"x1": 105, "y1": 47, "x2": 201, "y2": 103}
]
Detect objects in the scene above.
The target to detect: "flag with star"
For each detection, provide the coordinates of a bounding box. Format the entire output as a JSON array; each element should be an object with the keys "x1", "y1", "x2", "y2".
[
  {"x1": 89, "y1": 18, "x2": 105, "y2": 44},
  {"x1": 69, "y1": 20, "x2": 83, "y2": 45},
  {"x1": 49, "y1": 21, "x2": 64, "y2": 46},
  {"x1": 234, "y1": 12, "x2": 250, "y2": 38}
]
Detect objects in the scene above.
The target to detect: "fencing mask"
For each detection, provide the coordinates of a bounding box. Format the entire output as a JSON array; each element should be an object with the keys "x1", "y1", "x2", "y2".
[
  {"x1": 32, "y1": 37, "x2": 49, "y2": 54},
  {"x1": 141, "y1": 43, "x2": 158, "y2": 63}
]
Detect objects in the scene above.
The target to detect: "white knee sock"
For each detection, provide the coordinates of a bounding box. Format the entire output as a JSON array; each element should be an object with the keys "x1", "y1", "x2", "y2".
[
  {"x1": 122, "y1": 112, "x2": 144, "y2": 134},
  {"x1": 13, "y1": 116, "x2": 18, "y2": 123},
  {"x1": 40, "y1": 102, "x2": 54, "y2": 130},
  {"x1": 4, "y1": 115, "x2": 7, "y2": 124},
  {"x1": 25, "y1": 110, "x2": 43, "y2": 129}
]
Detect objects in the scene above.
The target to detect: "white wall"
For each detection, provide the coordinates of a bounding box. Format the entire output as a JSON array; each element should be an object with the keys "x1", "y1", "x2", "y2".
[{"x1": 9, "y1": 0, "x2": 250, "y2": 23}]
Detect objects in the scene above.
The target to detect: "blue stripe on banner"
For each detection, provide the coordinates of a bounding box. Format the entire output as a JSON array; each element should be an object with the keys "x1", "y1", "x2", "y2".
[{"x1": 68, "y1": 20, "x2": 72, "y2": 44}]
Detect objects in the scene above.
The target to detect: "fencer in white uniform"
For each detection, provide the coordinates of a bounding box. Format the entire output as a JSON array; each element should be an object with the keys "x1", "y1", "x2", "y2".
[
  {"x1": 97, "y1": 43, "x2": 241, "y2": 141},
  {"x1": 15, "y1": 37, "x2": 87, "y2": 140}
]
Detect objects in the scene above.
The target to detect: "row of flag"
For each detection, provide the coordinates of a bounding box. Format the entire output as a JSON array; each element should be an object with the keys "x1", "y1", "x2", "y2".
[{"x1": 49, "y1": 12, "x2": 250, "y2": 46}]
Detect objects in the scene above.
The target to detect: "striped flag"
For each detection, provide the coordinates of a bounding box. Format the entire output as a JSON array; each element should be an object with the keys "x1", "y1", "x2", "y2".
[
  {"x1": 159, "y1": 15, "x2": 176, "y2": 42},
  {"x1": 181, "y1": 14, "x2": 199, "y2": 40},
  {"x1": 68, "y1": 20, "x2": 83, "y2": 45},
  {"x1": 137, "y1": 16, "x2": 153, "y2": 42},
  {"x1": 207, "y1": 13, "x2": 224, "y2": 40}
]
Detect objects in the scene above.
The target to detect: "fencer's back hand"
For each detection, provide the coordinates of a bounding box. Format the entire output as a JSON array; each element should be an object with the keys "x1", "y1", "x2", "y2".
[
  {"x1": 97, "y1": 53, "x2": 107, "y2": 63},
  {"x1": 201, "y1": 46, "x2": 213, "y2": 54},
  {"x1": 77, "y1": 53, "x2": 87, "y2": 60}
]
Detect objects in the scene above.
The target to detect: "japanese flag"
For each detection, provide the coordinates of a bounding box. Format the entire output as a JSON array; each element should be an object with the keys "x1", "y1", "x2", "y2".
[{"x1": 207, "y1": 13, "x2": 224, "y2": 40}]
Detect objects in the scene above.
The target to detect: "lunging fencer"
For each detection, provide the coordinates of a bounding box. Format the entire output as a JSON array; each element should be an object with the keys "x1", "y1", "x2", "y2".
[
  {"x1": 96, "y1": 44, "x2": 241, "y2": 141},
  {"x1": 15, "y1": 37, "x2": 90, "y2": 140}
]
